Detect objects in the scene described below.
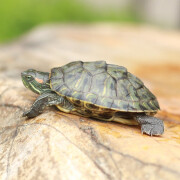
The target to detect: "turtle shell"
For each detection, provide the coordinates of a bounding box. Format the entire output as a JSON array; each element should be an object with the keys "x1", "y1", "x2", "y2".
[{"x1": 50, "y1": 61, "x2": 160, "y2": 113}]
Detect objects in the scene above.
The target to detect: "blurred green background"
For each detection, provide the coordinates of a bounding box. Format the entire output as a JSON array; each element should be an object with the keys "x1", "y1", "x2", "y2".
[
  {"x1": 0, "y1": 0, "x2": 179, "y2": 43},
  {"x1": 0, "y1": 0, "x2": 139, "y2": 43}
]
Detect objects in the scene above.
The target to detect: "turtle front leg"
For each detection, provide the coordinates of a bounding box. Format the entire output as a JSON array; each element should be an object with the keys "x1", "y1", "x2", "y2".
[
  {"x1": 23, "y1": 92, "x2": 74, "y2": 118},
  {"x1": 135, "y1": 115, "x2": 164, "y2": 136}
]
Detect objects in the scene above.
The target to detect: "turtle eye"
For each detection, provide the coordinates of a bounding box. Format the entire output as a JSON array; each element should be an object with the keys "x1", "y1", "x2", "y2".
[{"x1": 26, "y1": 75, "x2": 32, "y2": 81}]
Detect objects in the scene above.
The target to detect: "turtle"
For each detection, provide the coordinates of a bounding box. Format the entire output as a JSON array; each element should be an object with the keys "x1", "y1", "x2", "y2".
[{"x1": 21, "y1": 61, "x2": 164, "y2": 136}]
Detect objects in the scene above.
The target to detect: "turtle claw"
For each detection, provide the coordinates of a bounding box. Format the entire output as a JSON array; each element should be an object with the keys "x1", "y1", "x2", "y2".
[
  {"x1": 22, "y1": 111, "x2": 32, "y2": 118},
  {"x1": 22, "y1": 111, "x2": 28, "y2": 117}
]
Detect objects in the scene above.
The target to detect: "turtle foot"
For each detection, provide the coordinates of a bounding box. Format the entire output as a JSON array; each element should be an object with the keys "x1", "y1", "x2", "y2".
[
  {"x1": 141, "y1": 123, "x2": 164, "y2": 136},
  {"x1": 136, "y1": 115, "x2": 164, "y2": 136}
]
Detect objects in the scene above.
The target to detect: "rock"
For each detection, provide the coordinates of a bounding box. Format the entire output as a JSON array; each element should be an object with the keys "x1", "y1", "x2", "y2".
[{"x1": 0, "y1": 24, "x2": 180, "y2": 180}]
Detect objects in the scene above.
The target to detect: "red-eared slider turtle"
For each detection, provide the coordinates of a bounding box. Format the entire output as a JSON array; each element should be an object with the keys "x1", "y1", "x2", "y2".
[{"x1": 21, "y1": 61, "x2": 164, "y2": 136}]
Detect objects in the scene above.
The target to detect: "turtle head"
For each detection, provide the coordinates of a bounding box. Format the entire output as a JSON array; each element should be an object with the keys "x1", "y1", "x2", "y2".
[{"x1": 21, "y1": 69, "x2": 50, "y2": 94}]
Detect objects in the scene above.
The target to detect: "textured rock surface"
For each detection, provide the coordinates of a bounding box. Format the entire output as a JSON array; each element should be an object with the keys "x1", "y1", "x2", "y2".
[{"x1": 0, "y1": 24, "x2": 180, "y2": 180}]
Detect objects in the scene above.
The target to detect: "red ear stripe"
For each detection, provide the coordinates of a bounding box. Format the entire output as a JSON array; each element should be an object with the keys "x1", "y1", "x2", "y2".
[{"x1": 35, "y1": 78, "x2": 44, "y2": 84}]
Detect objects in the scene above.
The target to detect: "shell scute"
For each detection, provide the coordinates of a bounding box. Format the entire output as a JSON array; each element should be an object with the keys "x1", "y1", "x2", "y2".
[
  {"x1": 139, "y1": 101, "x2": 153, "y2": 111},
  {"x1": 51, "y1": 67, "x2": 63, "y2": 79},
  {"x1": 153, "y1": 99, "x2": 160, "y2": 109},
  {"x1": 83, "y1": 61, "x2": 106, "y2": 75},
  {"x1": 137, "y1": 87, "x2": 155, "y2": 101},
  {"x1": 127, "y1": 86, "x2": 140, "y2": 102},
  {"x1": 107, "y1": 64, "x2": 127, "y2": 80},
  {"x1": 71, "y1": 91, "x2": 83, "y2": 100},
  {"x1": 91, "y1": 73, "x2": 117, "y2": 98},
  {"x1": 95, "y1": 97, "x2": 114, "y2": 108},
  {"x1": 128, "y1": 72, "x2": 144, "y2": 89},
  {"x1": 111, "y1": 99, "x2": 129, "y2": 111},
  {"x1": 90, "y1": 73, "x2": 107, "y2": 95},
  {"x1": 128, "y1": 102, "x2": 139, "y2": 111},
  {"x1": 61, "y1": 61, "x2": 82, "y2": 73},
  {"x1": 83, "y1": 93, "x2": 98, "y2": 104},
  {"x1": 65, "y1": 68, "x2": 91, "y2": 92},
  {"x1": 117, "y1": 79, "x2": 130, "y2": 100},
  {"x1": 57, "y1": 84, "x2": 71, "y2": 96},
  {"x1": 147, "y1": 100, "x2": 159, "y2": 110}
]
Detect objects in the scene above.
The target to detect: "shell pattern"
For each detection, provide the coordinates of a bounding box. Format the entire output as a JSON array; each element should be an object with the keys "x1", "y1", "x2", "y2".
[{"x1": 50, "y1": 61, "x2": 159, "y2": 115}]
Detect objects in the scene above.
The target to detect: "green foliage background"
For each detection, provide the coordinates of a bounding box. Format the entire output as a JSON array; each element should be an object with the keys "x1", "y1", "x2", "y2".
[{"x1": 0, "y1": 0, "x2": 139, "y2": 42}]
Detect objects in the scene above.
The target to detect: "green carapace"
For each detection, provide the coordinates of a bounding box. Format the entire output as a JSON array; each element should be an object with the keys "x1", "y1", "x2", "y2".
[{"x1": 21, "y1": 61, "x2": 164, "y2": 136}]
